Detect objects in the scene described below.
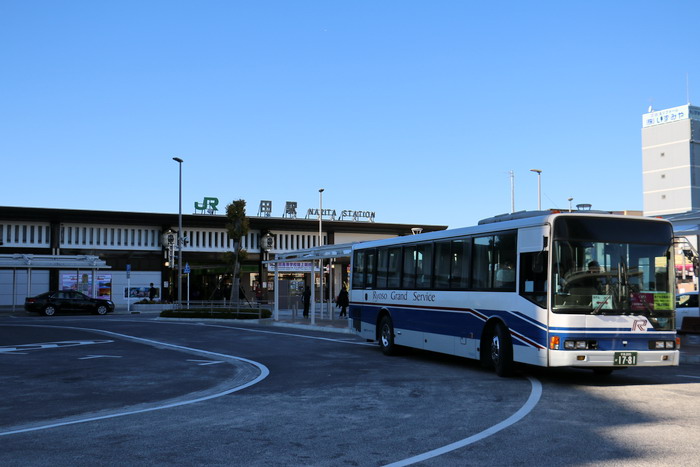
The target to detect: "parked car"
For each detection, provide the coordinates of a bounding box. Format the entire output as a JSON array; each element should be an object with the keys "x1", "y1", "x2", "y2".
[
  {"x1": 25, "y1": 290, "x2": 115, "y2": 316},
  {"x1": 675, "y1": 291, "x2": 699, "y2": 331}
]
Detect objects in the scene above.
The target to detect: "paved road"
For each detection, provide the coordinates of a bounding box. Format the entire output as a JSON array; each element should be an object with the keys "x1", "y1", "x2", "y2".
[{"x1": 1, "y1": 313, "x2": 699, "y2": 466}]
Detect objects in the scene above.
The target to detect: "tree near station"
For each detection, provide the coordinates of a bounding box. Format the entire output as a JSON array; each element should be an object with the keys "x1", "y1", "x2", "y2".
[{"x1": 225, "y1": 199, "x2": 249, "y2": 305}]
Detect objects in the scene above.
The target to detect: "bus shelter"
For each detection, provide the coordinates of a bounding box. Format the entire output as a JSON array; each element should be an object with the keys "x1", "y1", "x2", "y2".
[
  {"x1": 0, "y1": 254, "x2": 111, "y2": 311},
  {"x1": 264, "y1": 243, "x2": 354, "y2": 324}
]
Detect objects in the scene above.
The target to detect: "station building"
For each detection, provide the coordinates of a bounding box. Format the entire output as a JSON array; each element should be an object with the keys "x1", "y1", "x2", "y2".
[{"x1": 0, "y1": 202, "x2": 446, "y2": 308}]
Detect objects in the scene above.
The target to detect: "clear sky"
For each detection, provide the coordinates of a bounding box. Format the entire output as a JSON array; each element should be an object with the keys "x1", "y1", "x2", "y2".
[{"x1": 2, "y1": 1, "x2": 698, "y2": 228}]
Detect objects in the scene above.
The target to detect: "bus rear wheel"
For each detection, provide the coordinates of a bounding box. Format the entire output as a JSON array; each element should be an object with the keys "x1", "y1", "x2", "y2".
[
  {"x1": 489, "y1": 323, "x2": 514, "y2": 377},
  {"x1": 379, "y1": 316, "x2": 397, "y2": 356}
]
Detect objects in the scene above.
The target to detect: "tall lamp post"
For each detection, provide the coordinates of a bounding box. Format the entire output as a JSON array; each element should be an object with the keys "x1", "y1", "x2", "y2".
[
  {"x1": 173, "y1": 157, "x2": 184, "y2": 306},
  {"x1": 318, "y1": 188, "x2": 324, "y2": 318},
  {"x1": 530, "y1": 169, "x2": 542, "y2": 210}
]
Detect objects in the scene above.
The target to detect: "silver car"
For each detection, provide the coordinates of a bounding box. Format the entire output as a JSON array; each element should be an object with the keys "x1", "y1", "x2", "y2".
[{"x1": 676, "y1": 292, "x2": 699, "y2": 331}]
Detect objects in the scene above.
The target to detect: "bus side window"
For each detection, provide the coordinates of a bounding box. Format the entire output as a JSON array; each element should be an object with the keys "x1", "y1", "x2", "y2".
[
  {"x1": 376, "y1": 248, "x2": 389, "y2": 289},
  {"x1": 451, "y1": 238, "x2": 471, "y2": 289},
  {"x1": 403, "y1": 245, "x2": 417, "y2": 289},
  {"x1": 416, "y1": 243, "x2": 433, "y2": 289},
  {"x1": 472, "y1": 237, "x2": 492, "y2": 289},
  {"x1": 387, "y1": 247, "x2": 402, "y2": 289},
  {"x1": 519, "y1": 251, "x2": 548, "y2": 307},
  {"x1": 366, "y1": 249, "x2": 377, "y2": 288},
  {"x1": 353, "y1": 251, "x2": 366, "y2": 289},
  {"x1": 434, "y1": 241, "x2": 451, "y2": 288}
]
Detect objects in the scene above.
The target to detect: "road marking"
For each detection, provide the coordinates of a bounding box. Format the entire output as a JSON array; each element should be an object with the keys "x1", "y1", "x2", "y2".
[
  {"x1": 677, "y1": 374, "x2": 700, "y2": 379},
  {"x1": 385, "y1": 376, "x2": 543, "y2": 466},
  {"x1": 150, "y1": 320, "x2": 375, "y2": 346},
  {"x1": 0, "y1": 340, "x2": 114, "y2": 354},
  {"x1": 0, "y1": 325, "x2": 270, "y2": 437},
  {"x1": 187, "y1": 359, "x2": 224, "y2": 366},
  {"x1": 78, "y1": 355, "x2": 122, "y2": 360}
]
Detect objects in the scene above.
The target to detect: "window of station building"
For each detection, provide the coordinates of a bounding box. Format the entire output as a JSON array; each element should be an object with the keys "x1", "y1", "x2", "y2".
[
  {"x1": 0, "y1": 225, "x2": 3, "y2": 243},
  {"x1": 117, "y1": 229, "x2": 122, "y2": 246},
  {"x1": 81, "y1": 227, "x2": 86, "y2": 245}
]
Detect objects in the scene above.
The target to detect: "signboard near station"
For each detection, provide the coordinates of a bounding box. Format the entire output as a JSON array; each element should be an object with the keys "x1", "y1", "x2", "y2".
[
  {"x1": 267, "y1": 262, "x2": 319, "y2": 272},
  {"x1": 642, "y1": 104, "x2": 700, "y2": 128}
]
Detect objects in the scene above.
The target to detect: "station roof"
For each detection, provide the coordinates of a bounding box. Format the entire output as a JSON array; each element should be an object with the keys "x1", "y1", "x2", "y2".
[{"x1": 0, "y1": 254, "x2": 111, "y2": 269}]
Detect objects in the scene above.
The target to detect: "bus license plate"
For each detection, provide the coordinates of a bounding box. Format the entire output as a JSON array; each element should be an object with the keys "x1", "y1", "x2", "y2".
[{"x1": 614, "y1": 352, "x2": 637, "y2": 366}]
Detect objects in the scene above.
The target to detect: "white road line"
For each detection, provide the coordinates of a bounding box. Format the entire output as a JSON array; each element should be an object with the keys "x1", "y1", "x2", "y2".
[
  {"x1": 677, "y1": 374, "x2": 700, "y2": 379},
  {"x1": 0, "y1": 326, "x2": 270, "y2": 437},
  {"x1": 0, "y1": 340, "x2": 114, "y2": 353},
  {"x1": 187, "y1": 359, "x2": 224, "y2": 366},
  {"x1": 78, "y1": 355, "x2": 122, "y2": 360},
  {"x1": 385, "y1": 376, "x2": 543, "y2": 466},
  {"x1": 144, "y1": 319, "x2": 376, "y2": 346}
]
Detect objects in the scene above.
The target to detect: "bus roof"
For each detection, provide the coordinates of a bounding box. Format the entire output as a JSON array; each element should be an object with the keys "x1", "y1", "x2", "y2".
[{"x1": 351, "y1": 210, "x2": 671, "y2": 251}]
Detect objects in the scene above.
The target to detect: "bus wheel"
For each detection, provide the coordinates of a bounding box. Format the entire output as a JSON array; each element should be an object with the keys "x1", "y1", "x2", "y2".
[
  {"x1": 379, "y1": 316, "x2": 397, "y2": 356},
  {"x1": 490, "y1": 323, "x2": 514, "y2": 377}
]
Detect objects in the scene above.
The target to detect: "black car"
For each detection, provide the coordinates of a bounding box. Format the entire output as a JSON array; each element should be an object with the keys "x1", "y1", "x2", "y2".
[{"x1": 25, "y1": 290, "x2": 115, "y2": 316}]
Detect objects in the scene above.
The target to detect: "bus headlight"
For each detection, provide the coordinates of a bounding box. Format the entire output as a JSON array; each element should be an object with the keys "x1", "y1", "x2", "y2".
[
  {"x1": 650, "y1": 340, "x2": 675, "y2": 350},
  {"x1": 564, "y1": 340, "x2": 598, "y2": 350}
]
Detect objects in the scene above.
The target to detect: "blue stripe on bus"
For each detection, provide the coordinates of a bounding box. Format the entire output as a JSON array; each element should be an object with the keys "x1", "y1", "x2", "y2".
[
  {"x1": 352, "y1": 303, "x2": 548, "y2": 350},
  {"x1": 352, "y1": 302, "x2": 675, "y2": 353}
]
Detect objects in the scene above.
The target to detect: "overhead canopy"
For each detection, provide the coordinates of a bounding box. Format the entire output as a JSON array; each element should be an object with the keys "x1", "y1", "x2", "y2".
[
  {"x1": 263, "y1": 242, "x2": 355, "y2": 265},
  {"x1": 0, "y1": 254, "x2": 111, "y2": 269}
]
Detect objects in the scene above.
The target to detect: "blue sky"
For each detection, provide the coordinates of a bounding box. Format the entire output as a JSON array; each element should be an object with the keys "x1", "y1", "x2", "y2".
[{"x1": 1, "y1": 1, "x2": 698, "y2": 228}]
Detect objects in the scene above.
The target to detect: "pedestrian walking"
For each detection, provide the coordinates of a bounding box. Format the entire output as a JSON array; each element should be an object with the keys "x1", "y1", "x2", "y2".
[
  {"x1": 336, "y1": 285, "x2": 349, "y2": 318},
  {"x1": 302, "y1": 285, "x2": 311, "y2": 318}
]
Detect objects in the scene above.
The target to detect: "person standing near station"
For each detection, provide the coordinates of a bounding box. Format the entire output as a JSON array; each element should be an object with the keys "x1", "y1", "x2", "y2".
[
  {"x1": 149, "y1": 283, "x2": 157, "y2": 302},
  {"x1": 302, "y1": 285, "x2": 311, "y2": 318},
  {"x1": 336, "y1": 285, "x2": 349, "y2": 318}
]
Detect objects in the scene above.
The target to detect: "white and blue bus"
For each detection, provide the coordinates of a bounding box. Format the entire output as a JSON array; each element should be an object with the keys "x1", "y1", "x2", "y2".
[{"x1": 349, "y1": 211, "x2": 679, "y2": 376}]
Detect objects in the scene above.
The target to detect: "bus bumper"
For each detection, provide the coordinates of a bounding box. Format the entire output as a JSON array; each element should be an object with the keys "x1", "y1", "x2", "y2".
[{"x1": 549, "y1": 350, "x2": 680, "y2": 368}]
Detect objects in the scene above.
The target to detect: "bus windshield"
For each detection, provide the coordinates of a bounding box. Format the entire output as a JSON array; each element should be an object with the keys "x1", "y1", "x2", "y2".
[{"x1": 551, "y1": 217, "x2": 674, "y2": 329}]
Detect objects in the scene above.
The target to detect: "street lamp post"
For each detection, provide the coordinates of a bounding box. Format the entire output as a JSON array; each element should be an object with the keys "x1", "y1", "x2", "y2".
[
  {"x1": 530, "y1": 169, "x2": 542, "y2": 210},
  {"x1": 318, "y1": 188, "x2": 324, "y2": 319},
  {"x1": 173, "y1": 157, "x2": 183, "y2": 306}
]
